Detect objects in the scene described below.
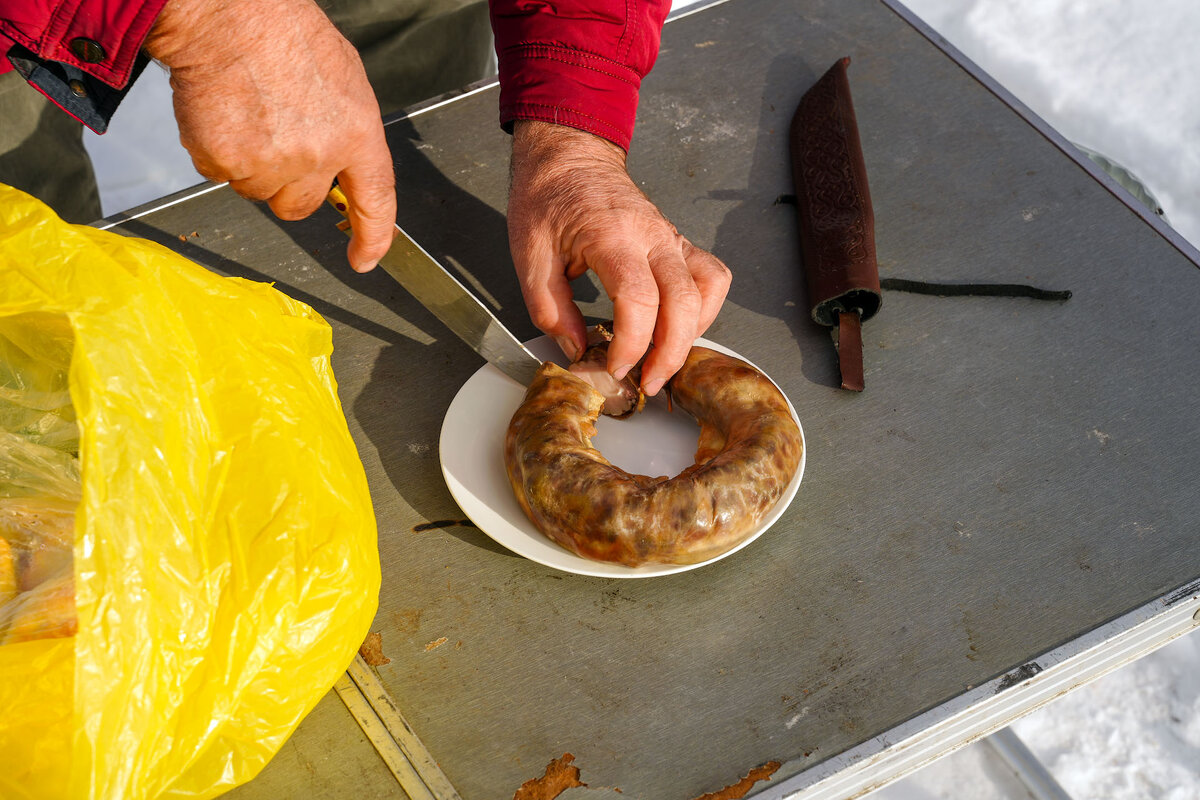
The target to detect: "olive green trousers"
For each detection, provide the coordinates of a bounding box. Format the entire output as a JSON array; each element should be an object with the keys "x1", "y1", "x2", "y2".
[
  {"x1": 0, "y1": 0, "x2": 492, "y2": 224},
  {"x1": 0, "y1": 70, "x2": 103, "y2": 223}
]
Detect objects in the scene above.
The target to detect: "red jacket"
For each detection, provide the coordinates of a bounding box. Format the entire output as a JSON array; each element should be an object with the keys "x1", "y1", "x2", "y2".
[
  {"x1": 490, "y1": 0, "x2": 669, "y2": 150},
  {"x1": 1, "y1": 0, "x2": 669, "y2": 149}
]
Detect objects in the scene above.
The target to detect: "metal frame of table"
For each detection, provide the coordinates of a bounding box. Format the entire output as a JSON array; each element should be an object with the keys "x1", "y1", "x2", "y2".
[{"x1": 100, "y1": 1, "x2": 1200, "y2": 797}]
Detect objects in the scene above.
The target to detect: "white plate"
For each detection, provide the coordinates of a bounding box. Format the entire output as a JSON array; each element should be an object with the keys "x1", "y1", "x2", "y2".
[{"x1": 439, "y1": 336, "x2": 806, "y2": 578}]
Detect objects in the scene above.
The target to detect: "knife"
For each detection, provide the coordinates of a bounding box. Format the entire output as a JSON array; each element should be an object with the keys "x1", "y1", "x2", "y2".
[{"x1": 326, "y1": 186, "x2": 542, "y2": 386}]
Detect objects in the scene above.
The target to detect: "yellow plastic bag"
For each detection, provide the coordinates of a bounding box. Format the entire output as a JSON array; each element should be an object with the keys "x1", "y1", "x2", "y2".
[{"x1": 0, "y1": 184, "x2": 380, "y2": 799}]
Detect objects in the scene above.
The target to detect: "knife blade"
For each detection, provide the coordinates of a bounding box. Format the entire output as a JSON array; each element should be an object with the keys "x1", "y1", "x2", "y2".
[{"x1": 327, "y1": 186, "x2": 542, "y2": 386}]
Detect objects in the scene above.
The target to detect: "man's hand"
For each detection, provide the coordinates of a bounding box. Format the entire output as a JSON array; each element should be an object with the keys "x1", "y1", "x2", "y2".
[
  {"x1": 508, "y1": 121, "x2": 732, "y2": 396},
  {"x1": 144, "y1": 0, "x2": 395, "y2": 272}
]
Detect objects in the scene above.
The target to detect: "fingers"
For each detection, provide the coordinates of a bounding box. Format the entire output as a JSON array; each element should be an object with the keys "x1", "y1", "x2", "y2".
[
  {"x1": 529, "y1": 274, "x2": 588, "y2": 362},
  {"x1": 149, "y1": 0, "x2": 396, "y2": 272},
  {"x1": 518, "y1": 211, "x2": 727, "y2": 396},
  {"x1": 639, "y1": 242, "x2": 732, "y2": 395},
  {"x1": 585, "y1": 245, "x2": 674, "y2": 391},
  {"x1": 226, "y1": 138, "x2": 397, "y2": 274},
  {"x1": 596, "y1": 237, "x2": 710, "y2": 396},
  {"x1": 600, "y1": 248, "x2": 661, "y2": 382},
  {"x1": 637, "y1": 240, "x2": 732, "y2": 395},
  {"x1": 512, "y1": 233, "x2": 587, "y2": 361},
  {"x1": 506, "y1": 122, "x2": 731, "y2": 386},
  {"x1": 211, "y1": 125, "x2": 396, "y2": 275},
  {"x1": 336, "y1": 144, "x2": 398, "y2": 273},
  {"x1": 683, "y1": 239, "x2": 733, "y2": 337},
  {"x1": 263, "y1": 176, "x2": 331, "y2": 221}
]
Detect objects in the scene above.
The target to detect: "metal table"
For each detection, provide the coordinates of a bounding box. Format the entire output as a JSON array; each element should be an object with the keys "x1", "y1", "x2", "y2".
[{"x1": 101, "y1": 0, "x2": 1200, "y2": 797}]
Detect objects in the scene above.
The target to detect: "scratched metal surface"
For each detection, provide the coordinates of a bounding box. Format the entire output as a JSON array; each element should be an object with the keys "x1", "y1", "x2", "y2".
[{"x1": 107, "y1": 0, "x2": 1200, "y2": 797}]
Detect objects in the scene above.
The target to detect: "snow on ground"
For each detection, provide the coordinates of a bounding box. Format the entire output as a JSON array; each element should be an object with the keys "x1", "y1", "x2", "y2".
[
  {"x1": 1009, "y1": 633, "x2": 1200, "y2": 800},
  {"x1": 873, "y1": 632, "x2": 1200, "y2": 800},
  {"x1": 81, "y1": 2, "x2": 1200, "y2": 798}
]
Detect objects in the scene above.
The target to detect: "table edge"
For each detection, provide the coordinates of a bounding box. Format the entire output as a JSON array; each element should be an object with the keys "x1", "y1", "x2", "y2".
[{"x1": 754, "y1": 579, "x2": 1200, "y2": 798}]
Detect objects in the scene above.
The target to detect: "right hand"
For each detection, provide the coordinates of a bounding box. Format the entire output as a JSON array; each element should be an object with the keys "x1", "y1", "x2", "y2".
[
  {"x1": 507, "y1": 122, "x2": 732, "y2": 397},
  {"x1": 144, "y1": 0, "x2": 396, "y2": 272}
]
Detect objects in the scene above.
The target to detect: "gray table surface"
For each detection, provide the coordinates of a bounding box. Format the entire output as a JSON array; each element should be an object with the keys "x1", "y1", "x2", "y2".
[{"x1": 104, "y1": 0, "x2": 1200, "y2": 797}]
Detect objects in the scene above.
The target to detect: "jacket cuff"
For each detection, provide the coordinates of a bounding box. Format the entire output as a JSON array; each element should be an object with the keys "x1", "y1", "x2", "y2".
[
  {"x1": 0, "y1": 0, "x2": 167, "y2": 88},
  {"x1": 8, "y1": 43, "x2": 150, "y2": 133},
  {"x1": 496, "y1": 44, "x2": 642, "y2": 152}
]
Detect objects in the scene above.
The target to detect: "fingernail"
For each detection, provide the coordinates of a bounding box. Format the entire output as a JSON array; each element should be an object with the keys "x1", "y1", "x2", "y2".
[
  {"x1": 612, "y1": 364, "x2": 634, "y2": 381},
  {"x1": 356, "y1": 260, "x2": 378, "y2": 274},
  {"x1": 643, "y1": 377, "x2": 665, "y2": 396},
  {"x1": 554, "y1": 335, "x2": 579, "y2": 361}
]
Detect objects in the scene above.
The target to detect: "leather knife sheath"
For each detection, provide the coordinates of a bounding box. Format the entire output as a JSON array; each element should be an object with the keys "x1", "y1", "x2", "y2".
[{"x1": 789, "y1": 56, "x2": 882, "y2": 391}]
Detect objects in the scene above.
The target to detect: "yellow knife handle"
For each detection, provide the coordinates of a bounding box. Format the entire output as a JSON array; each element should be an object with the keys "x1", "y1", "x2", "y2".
[{"x1": 326, "y1": 185, "x2": 353, "y2": 233}]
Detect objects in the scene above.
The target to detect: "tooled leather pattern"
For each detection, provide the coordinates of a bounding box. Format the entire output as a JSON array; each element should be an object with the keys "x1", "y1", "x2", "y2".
[{"x1": 791, "y1": 59, "x2": 877, "y2": 276}]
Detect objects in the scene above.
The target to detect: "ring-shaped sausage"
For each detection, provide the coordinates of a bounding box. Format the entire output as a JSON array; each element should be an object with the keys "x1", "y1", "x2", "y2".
[{"x1": 504, "y1": 345, "x2": 803, "y2": 566}]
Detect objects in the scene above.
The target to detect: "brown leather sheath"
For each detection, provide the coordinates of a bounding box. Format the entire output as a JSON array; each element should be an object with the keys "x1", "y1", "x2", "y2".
[{"x1": 789, "y1": 57, "x2": 881, "y2": 391}]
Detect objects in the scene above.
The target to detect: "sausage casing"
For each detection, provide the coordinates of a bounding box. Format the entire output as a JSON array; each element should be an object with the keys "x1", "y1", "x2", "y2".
[{"x1": 504, "y1": 346, "x2": 803, "y2": 566}]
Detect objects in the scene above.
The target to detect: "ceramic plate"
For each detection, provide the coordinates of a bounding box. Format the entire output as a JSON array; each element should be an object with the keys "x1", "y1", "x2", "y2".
[{"x1": 439, "y1": 336, "x2": 805, "y2": 578}]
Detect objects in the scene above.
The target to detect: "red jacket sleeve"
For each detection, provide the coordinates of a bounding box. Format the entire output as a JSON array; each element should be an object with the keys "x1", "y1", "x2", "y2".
[
  {"x1": 1, "y1": 0, "x2": 166, "y2": 87},
  {"x1": 489, "y1": 0, "x2": 670, "y2": 151}
]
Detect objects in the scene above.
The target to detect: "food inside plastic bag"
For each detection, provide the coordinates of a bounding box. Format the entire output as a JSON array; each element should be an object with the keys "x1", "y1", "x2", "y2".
[
  {"x1": 0, "y1": 309, "x2": 82, "y2": 647},
  {"x1": 0, "y1": 494, "x2": 79, "y2": 645},
  {"x1": 0, "y1": 311, "x2": 79, "y2": 453},
  {"x1": 3, "y1": 571, "x2": 76, "y2": 644},
  {"x1": 0, "y1": 184, "x2": 380, "y2": 800}
]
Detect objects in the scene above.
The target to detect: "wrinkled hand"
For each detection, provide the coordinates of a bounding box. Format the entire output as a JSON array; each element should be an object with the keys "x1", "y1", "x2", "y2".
[
  {"x1": 144, "y1": 0, "x2": 395, "y2": 272},
  {"x1": 508, "y1": 121, "x2": 732, "y2": 396}
]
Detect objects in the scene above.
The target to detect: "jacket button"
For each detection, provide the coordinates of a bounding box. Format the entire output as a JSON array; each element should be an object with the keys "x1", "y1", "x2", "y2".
[{"x1": 69, "y1": 38, "x2": 106, "y2": 64}]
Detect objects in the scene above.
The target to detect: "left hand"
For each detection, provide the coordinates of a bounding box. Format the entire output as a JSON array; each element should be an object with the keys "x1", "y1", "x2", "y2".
[{"x1": 507, "y1": 121, "x2": 732, "y2": 396}]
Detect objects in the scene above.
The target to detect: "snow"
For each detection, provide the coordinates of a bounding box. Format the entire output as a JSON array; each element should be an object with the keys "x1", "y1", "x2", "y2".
[
  {"x1": 873, "y1": 632, "x2": 1200, "y2": 800},
  {"x1": 1009, "y1": 633, "x2": 1200, "y2": 800},
  {"x1": 78, "y1": 1, "x2": 1200, "y2": 798}
]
